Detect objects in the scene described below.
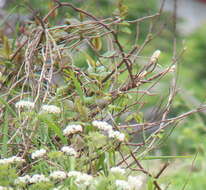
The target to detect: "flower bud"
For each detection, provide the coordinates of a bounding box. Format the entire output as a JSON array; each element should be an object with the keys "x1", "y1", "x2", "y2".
[{"x1": 150, "y1": 50, "x2": 161, "y2": 63}]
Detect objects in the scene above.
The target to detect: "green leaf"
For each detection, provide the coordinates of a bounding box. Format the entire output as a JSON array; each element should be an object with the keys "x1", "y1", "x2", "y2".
[
  {"x1": 84, "y1": 52, "x2": 96, "y2": 67},
  {"x1": 3, "y1": 36, "x2": 11, "y2": 59},
  {"x1": 95, "y1": 177, "x2": 110, "y2": 190},
  {"x1": 97, "y1": 153, "x2": 106, "y2": 171},
  {"x1": 1, "y1": 110, "x2": 8, "y2": 156},
  {"x1": 69, "y1": 156, "x2": 76, "y2": 171},
  {"x1": 109, "y1": 150, "x2": 115, "y2": 167},
  {"x1": 118, "y1": 21, "x2": 130, "y2": 26},
  {"x1": 74, "y1": 97, "x2": 88, "y2": 120},
  {"x1": 102, "y1": 50, "x2": 116, "y2": 57},
  {"x1": 147, "y1": 177, "x2": 154, "y2": 190},
  {"x1": 125, "y1": 112, "x2": 143, "y2": 123},
  {"x1": 39, "y1": 115, "x2": 67, "y2": 144},
  {"x1": 142, "y1": 155, "x2": 192, "y2": 160},
  {"x1": 70, "y1": 70, "x2": 84, "y2": 102},
  {"x1": 121, "y1": 26, "x2": 132, "y2": 34},
  {"x1": 0, "y1": 96, "x2": 17, "y2": 117}
]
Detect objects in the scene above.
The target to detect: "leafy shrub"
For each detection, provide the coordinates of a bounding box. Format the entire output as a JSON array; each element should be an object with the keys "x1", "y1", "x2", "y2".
[{"x1": 0, "y1": 0, "x2": 204, "y2": 189}]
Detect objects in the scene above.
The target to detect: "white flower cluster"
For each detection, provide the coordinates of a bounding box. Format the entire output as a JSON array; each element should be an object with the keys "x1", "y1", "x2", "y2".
[
  {"x1": 108, "y1": 130, "x2": 125, "y2": 142},
  {"x1": 63, "y1": 124, "x2": 83, "y2": 136},
  {"x1": 0, "y1": 156, "x2": 25, "y2": 165},
  {"x1": 15, "y1": 100, "x2": 35, "y2": 109},
  {"x1": 15, "y1": 169, "x2": 94, "y2": 187},
  {"x1": 15, "y1": 175, "x2": 31, "y2": 184},
  {"x1": 67, "y1": 171, "x2": 82, "y2": 178},
  {"x1": 15, "y1": 174, "x2": 49, "y2": 185},
  {"x1": 68, "y1": 171, "x2": 93, "y2": 186},
  {"x1": 15, "y1": 170, "x2": 93, "y2": 186},
  {"x1": 115, "y1": 175, "x2": 143, "y2": 190},
  {"x1": 110, "y1": 167, "x2": 125, "y2": 175},
  {"x1": 31, "y1": 149, "x2": 47, "y2": 159},
  {"x1": 115, "y1": 180, "x2": 130, "y2": 190},
  {"x1": 127, "y1": 175, "x2": 143, "y2": 189},
  {"x1": 14, "y1": 169, "x2": 142, "y2": 189},
  {"x1": 41, "y1": 105, "x2": 61, "y2": 114},
  {"x1": 61, "y1": 146, "x2": 77, "y2": 157},
  {"x1": 0, "y1": 186, "x2": 13, "y2": 190},
  {"x1": 30, "y1": 174, "x2": 50, "y2": 183},
  {"x1": 92, "y1": 120, "x2": 125, "y2": 142},
  {"x1": 75, "y1": 173, "x2": 93, "y2": 186},
  {"x1": 49, "y1": 171, "x2": 67, "y2": 180},
  {"x1": 92, "y1": 120, "x2": 113, "y2": 131}
]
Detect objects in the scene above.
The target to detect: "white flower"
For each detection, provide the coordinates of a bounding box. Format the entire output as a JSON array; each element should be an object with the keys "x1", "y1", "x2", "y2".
[
  {"x1": 15, "y1": 100, "x2": 34, "y2": 109},
  {"x1": 108, "y1": 130, "x2": 119, "y2": 138},
  {"x1": 68, "y1": 171, "x2": 82, "y2": 178},
  {"x1": 15, "y1": 175, "x2": 31, "y2": 185},
  {"x1": 116, "y1": 132, "x2": 125, "y2": 142},
  {"x1": 61, "y1": 146, "x2": 77, "y2": 157},
  {"x1": 29, "y1": 174, "x2": 49, "y2": 183},
  {"x1": 68, "y1": 171, "x2": 93, "y2": 186},
  {"x1": 11, "y1": 156, "x2": 25, "y2": 163},
  {"x1": 0, "y1": 158, "x2": 10, "y2": 165},
  {"x1": 92, "y1": 120, "x2": 113, "y2": 131},
  {"x1": 0, "y1": 156, "x2": 25, "y2": 165},
  {"x1": 128, "y1": 175, "x2": 143, "y2": 189},
  {"x1": 49, "y1": 171, "x2": 67, "y2": 180},
  {"x1": 115, "y1": 180, "x2": 130, "y2": 190},
  {"x1": 108, "y1": 130, "x2": 125, "y2": 142},
  {"x1": 41, "y1": 105, "x2": 61, "y2": 114},
  {"x1": 31, "y1": 149, "x2": 47, "y2": 159},
  {"x1": 150, "y1": 50, "x2": 161, "y2": 63},
  {"x1": 63, "y1": 124, "x2": 83, "y2": 136},
  {"x1": 75, "y1": 173, "x2": 93, "y2": 186},
  {"x1": 110, "y1": 167, "x2": 125, "y2": 175},
  {"x1": 0, "y1": 159, "x2": 8, "y2": 165}
]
